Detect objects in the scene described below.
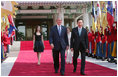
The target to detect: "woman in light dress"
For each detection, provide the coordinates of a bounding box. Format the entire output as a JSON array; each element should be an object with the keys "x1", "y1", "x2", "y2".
[{"x1": 66, "y1": 27, "x2": 73, "y2": 64}]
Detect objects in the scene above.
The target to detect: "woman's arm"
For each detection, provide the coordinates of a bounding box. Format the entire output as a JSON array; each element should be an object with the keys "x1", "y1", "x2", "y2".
[
  {"x1": 33, "y1": 34, "x2": 35, "y2": 48},
  {"x1": 41, "y1": 34, "x2": 45, "y2": 48}
]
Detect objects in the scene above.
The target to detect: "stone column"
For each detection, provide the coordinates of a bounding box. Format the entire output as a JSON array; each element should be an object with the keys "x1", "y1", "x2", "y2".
[
  {"x1": 53, "y1": 14, "x2": 57, "y2": 25},
  {"x1": 74, "y1": 18, "x2": 77, "y2": 27},
  {"x1": 57, "y1": 7, "x2": 64, "y2": 25},
  {"x1": 89, "y1": 13, "x2": 93, "y2": 31},
  {"x1": 83, "y1": 13, "x2": 89, "y2": 29},
  {"x1": 53, "y1": 7, "x2": 64, "y2": 26}
]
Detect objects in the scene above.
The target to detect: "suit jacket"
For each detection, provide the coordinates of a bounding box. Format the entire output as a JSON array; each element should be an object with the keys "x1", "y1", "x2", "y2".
[
  {"x1": 49, "y1": 25, "x2": 69, "y2": 51},
  {"x1": 70, "y1": 27, "x2": 88, "y2": 51}
]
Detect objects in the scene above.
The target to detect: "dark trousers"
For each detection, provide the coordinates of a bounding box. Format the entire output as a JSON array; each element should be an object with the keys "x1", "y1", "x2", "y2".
[
  {"x1": 52, "y1": 47, "x2": 65, "y2": 73},
  {"x1": 108, "y1": 43, "x2": 114, "y2": 59},
  {"x1": 102, "y1": 42, "x2": 106, "y2": 58},
  {"x1": 96, "y1": 42, "x2": 102, "y2": 57},
  {"x1": 73, "y1": 45, "x2": 86, "y2": 73}
]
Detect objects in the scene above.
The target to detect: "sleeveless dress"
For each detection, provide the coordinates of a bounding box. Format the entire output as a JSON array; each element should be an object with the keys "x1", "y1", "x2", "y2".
[{"x1": 34, "y1": 32, "x2": 44, "y2": 52}]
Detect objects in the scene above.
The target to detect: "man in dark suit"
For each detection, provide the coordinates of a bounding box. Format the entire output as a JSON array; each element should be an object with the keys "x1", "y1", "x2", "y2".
[
  {"x1": 70, "y1": 19, "x2": 88, "y2": 75},
  {"x1": 49, "y1": 17, "x2": 69, "y2": 75}
]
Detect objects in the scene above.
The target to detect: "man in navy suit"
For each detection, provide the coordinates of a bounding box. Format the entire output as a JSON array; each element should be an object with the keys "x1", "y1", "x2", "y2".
[
  {"x1": 49, "y1": 17, "x2": 69, "y2": 75},
  {"x1": 71, "y1": 19, "x2": 88, "y2": 75}
]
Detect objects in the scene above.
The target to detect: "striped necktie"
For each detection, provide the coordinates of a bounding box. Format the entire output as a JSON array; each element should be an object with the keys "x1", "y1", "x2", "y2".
[{"x1": 58, "y1": 26, "x2": 61, "y2": 36}]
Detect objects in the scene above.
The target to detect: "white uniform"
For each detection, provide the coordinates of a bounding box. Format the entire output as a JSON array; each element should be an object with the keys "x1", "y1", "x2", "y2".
[{"x1": 66, "y1": 32, "x2": 73, "y2": 64}]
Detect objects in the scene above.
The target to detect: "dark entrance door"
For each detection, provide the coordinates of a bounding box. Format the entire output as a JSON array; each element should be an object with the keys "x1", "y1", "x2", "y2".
[{"x1": 16, "y1": 19, "x2": 53, "y2": 41}]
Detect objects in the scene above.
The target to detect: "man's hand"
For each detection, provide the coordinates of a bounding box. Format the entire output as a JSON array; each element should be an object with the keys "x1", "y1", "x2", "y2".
[
  {"x1": 51, "y1": 44, "x2": 54, "y2": 49},
  {"x1": 66, "y1": 46, "x2": 69, "y2": 50},
  {"x1": 94, "y1": 39, "x2": 96, "y2": 42},
  {"x1": 100, "y1": 41, "x2": 102, "y2": 43},
  {"x1": 71, "y1": 48, "x2": 74, "y2": 52},
  {"x1": 2, "y1": 42, "x2": 4, "y2": 45}
]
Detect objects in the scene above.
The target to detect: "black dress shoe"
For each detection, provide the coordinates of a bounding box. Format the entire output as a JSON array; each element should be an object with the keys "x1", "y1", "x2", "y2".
[
  {"x1": 108, "y1": 59, "x2": 114, "y2": 63},
  {"x1": 55, "y1": 70, "x2": 58, "y2": 73},
  {"x1": 86, "y1": 52, "x2": 88, "y2": 56},
  {"x1": 96, "y1": 56, "x2": 100, "y2": 59},
  {"x1": 107, "y1": 58, "x2": 110, "y2": 62},
  {"x1": 80, "y1": 72, "x2": 85, "y2": 75},
  {"x1": 92, "y1": 55, "x2": 95, "y2": 58},
  {"x1": 102, "y1": 57, "x2": 105, "y2": 61},
  {"x1": 60, "y1": 72, "x2": 64, "y2": 75},
  {"x1": 73, "y1": 68, "x2": 76, "y2": 73},
  {"x1": 88, "y1": 53, "x2": 91, "y2": 57},
  {"x1": 115, "y1": 60, "x2": 117, "y2": 64}
]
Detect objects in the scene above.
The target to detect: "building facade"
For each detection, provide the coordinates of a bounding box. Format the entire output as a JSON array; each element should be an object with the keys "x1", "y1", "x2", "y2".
[{"x1": 15, "y1": 1, "x2": 93, "y2": 41}]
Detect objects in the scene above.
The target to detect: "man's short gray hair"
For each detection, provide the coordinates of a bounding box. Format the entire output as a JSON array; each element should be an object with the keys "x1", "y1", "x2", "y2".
[{"x1": 56, "y1": 17, "x2": 62, "y2": 20}]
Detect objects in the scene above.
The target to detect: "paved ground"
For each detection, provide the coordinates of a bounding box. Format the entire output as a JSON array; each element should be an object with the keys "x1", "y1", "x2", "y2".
[
  {"x1": 1, "y1": 41, "x2": 20, "y2": 76},
  {"x1": 78, "y1": 56, "x2": 117, "y2": 70},
  {"x1": 1, "y1": 41, "x2": 117, "y2": 76}
]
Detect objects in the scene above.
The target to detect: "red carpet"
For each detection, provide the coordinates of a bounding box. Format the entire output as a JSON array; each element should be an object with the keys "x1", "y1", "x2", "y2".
[
  {"x1": 9, "y1": 41, "x2": 117, "y2": 76},
  {"x1": 20, "y1": 41, "x2": 51, "y2": 50}
]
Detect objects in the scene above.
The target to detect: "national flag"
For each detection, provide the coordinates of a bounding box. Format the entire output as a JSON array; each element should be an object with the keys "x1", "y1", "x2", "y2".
[
  {"x1": 115, "y1": 1, "x2": 117, "y2": 21},
  {"x1": 100, "y1": 1, "x2": 108, "y2": 34},
  {"x1": 8, "y1": 14, "x2": 17, "y2": 30},
  {"x1": 92, "y1": 1, "x2": 97, "y2": 33},
  {"x1": 8, "y1": 24, "x2": 16, "y2": 37},
  {"x1": 5, "y1": 25, "x2": 8, "y2": 32},
  {"x1": 92, "y1": 1, "x2": 96, "y2": 19},
  {"x1": 6, "y1": 16, "x2": 10, "y2": 28},
  {"x1": 4, "y1": 16, "x2": 10, "y2": 32},
  {"x1": 96, "y1": 1, "x2": 101, "y2": 32},
  {"x1": 7, "y1": 14, "x2": 17, "y2": 37},
  {"x1": 107, "y1": 1, "x2": 114, "y2": 30},
  {"x1": 96, "y1": 1, "x2": 101, "y2": 18},
  {"x1": 2, "y1": 16, "x2": 6, "y2": 31},
  {"x1": 11, "y1": 30, "x2": 15, "y2": 37}
]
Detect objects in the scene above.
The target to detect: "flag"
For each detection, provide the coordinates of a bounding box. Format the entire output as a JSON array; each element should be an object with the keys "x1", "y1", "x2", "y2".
[
  {"x1": 92, "y1": 1, "x2": 96, "y2": 18},
  {"x1": 5, "y1": 25, "x2": 8, "y2": 32},
  {"x1": 8, "y1": 24, "x2": 16, "y2": 37},
  {"x1": 8, "y1": 14, "x2": 17, "y2": 30},
  {"x1": 92, "y1": 1, "x2": 97, "y2": 33},
  {"x1": 11, "y1": 30, "x2": 15, "y2": 37},
  {"x1": 97, "y1": 1, "x2": 101, "y2": 18},
  {"x1": 107, "y1": 1, "x2": 114, "y2": 30},
  {"x1": 100, "y1": 1, "x2": 108, "y2": 34},
  {"x1": 1, "y1": 16, "x2": 6, "y2": 31},
  {"x1": 7, "y1": 14, "x2": 17, "y2": 37},
  {"x1": 5, "y1": 16, "x2": 10, "y2": 29},
  {"x1": 96, "y1": 1, "x2": 101, "y2": 32},
  {"x1": 115, "y1": 1, "x2": 117, "y2": 21},
  {"x1": 1, "y1": 17, "x2": 4, "y2": 32},
  {"x1": 8, "y1": 14, "x2": 14, "y2": 26},
  {"x1": 4, "y1": 16, "x2": 9, "y2": 32},
  {"x1": 5, "y1": 15, "x2": 10, "y2": 26}
]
